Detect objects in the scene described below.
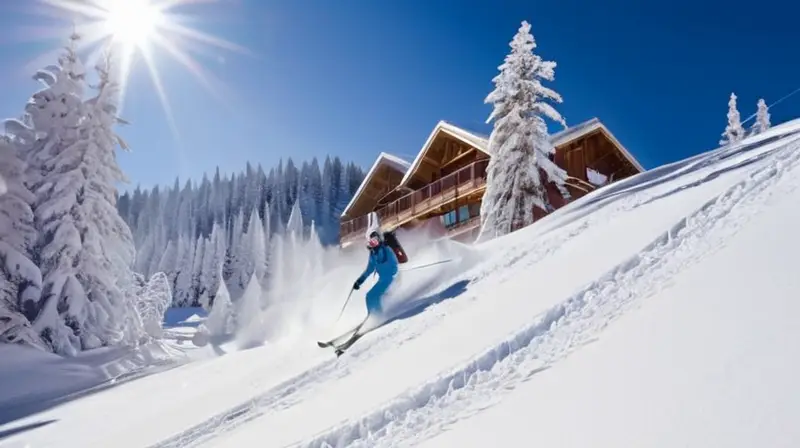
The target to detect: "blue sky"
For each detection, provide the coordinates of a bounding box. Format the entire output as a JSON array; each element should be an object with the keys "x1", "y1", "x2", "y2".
[{"x1": 0, "y1": 0, "x2": 797, "y2": 190}]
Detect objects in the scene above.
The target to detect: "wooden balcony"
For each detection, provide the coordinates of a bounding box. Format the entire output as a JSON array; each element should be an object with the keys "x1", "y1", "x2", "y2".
[{"x1": 340, "y1": 159, "x2": 490, "y2": 244}]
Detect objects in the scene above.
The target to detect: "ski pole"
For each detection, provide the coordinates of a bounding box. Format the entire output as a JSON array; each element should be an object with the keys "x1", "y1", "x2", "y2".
[{"x1": 335, "y1": 288, "x2": 355, "y2": 322}]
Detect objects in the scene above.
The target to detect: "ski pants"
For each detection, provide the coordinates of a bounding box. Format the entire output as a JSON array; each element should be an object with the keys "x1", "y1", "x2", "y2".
[{"x1": 366, "y1": 274, "x2": 394, "y2": 315}]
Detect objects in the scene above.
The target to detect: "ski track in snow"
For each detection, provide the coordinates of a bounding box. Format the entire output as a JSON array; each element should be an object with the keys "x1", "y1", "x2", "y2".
[
  {"x1": 148, "y1": 183, "x2": 643, "y2": 448},
  {"x1": 148, "y1": 215, "x2": 601, "y2": 448},
  {"x1": 146, "y1": 130, "x2": 800, "y2": 448},
  {"x1": 147, "y1": 169, "x2": 643, "y2": 448},
  {"x1": 294, "y1": 136, "x2": 800, "y2": 448}
]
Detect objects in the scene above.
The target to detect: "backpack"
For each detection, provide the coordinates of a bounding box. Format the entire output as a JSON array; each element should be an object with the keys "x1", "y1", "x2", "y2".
[{"x1": 383, "y1": 230, "x2": 408, "y2": 264}]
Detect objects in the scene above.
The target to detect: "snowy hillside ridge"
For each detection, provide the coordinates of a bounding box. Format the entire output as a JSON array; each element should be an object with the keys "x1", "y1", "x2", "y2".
[
  {"x1": 145, "y1": 244, "x2": 478, "y2": 448},
  {"x1": 199, "y1": 118, "x2": 800, "y2": 448},
  {"x1": 299, "y1": 125, "x2": 800, "y2": 447},
  {"x1": 3, "y1": 116, "x2": 800, "y2": 447}
]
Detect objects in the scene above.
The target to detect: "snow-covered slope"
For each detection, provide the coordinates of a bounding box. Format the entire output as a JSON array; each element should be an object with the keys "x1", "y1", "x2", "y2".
[{"x1": 3, "y1": 119, "x2": 800, "y2": 448}]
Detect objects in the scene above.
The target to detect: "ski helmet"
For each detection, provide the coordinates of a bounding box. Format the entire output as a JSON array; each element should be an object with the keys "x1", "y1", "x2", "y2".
[{"x1": 365, "y1": 212, "x2": 382, "y2": 248}]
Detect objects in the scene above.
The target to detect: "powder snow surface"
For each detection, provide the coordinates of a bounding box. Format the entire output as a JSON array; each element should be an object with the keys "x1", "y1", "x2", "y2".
[{"x1": 2, "y1": 119, "x2": 800, "y2": 448}]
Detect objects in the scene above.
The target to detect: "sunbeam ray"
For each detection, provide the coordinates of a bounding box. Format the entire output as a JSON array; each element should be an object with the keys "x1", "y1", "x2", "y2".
[
  {"x1": 14, "y1": 0, "x2": 248, "y2": 141},
  {"x1": 161, "y1": 20, "x2": 253, "y2": 55},
  {"x1": 140, "y1": 44, "x2": 181, "y2": 143}
]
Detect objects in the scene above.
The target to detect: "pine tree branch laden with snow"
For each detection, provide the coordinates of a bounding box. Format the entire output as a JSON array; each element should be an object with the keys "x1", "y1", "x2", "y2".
[
  {"x1": 0, "y1": 137, "x2": 43, "y2": 348},
  {"x1": 478, "y1": 20, "x2": 569, "y2": 242}
]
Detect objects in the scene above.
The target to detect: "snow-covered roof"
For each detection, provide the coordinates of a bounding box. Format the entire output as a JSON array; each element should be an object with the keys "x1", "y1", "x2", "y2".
[
  {"x1": 550, "y1": 118, "x2": 645, "y2": 172},
  {"x1": 340, "y1": 152, "x2": 411, "y2": 218},
  {"x1": 398, "y1": 121, "x2": 490, "y2": 188}
]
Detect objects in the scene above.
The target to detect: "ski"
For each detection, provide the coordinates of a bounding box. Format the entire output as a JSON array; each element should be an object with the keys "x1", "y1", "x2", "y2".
[
  {"x1": 317, "y1": 318, "x2": 368, "y2": 348},
  {"x1": 333, "y1": 332, "x2": 363, "y2": 357}
]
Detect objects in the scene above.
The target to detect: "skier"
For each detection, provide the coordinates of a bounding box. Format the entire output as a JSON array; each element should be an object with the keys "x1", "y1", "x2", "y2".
[{"x1": 353, "y1": 225, "x2": 399, "y2": 317}]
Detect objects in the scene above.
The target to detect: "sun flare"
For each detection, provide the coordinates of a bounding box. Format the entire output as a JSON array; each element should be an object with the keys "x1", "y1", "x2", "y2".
[
  {"x1": 29, "y1": 0, "x2": 250, "y2": 138},
  {"x1": 103, "y1": 0, "x2": 163, "y2": 48}
]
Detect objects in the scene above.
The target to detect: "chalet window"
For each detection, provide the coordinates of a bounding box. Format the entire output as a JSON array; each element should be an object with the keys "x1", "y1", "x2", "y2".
[
  {"x1": 469, "y1": 203, "x2": 481, "y2": 217},
  {"x1": 458, "y1": 205, "x2": 470, "y2": 222},
  {"x1": 441, "y1": 210, "x2": 457, "y2": 227}
]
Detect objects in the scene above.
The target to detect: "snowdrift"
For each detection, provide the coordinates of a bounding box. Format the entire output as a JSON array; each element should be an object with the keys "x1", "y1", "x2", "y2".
[{"x1": 4, "y1": 119, "x2": 800, "y2": 448}]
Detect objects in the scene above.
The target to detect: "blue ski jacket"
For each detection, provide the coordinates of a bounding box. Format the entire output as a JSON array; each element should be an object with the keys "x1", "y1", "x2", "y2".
[{"x1": 356, "y1": 243, "x2": 399, "y2": 286}]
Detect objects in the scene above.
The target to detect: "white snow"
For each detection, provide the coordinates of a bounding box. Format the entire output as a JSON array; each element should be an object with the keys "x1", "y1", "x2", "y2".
[
  {"x1": 2, "y1": 118, "x2": 800, "y2": 448},
  {"x1": 586, "y1": 166, "x2": 608, "y2": 185}
]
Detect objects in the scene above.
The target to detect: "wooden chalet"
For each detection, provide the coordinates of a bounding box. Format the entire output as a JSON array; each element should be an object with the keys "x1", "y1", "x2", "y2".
[{"x1": 339, "y1": 118, "x2": 644, "y2": 246}]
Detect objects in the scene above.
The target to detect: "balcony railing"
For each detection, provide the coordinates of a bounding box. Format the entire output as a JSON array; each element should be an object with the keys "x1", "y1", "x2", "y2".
[{"x1": 340, "y1": 159, "x2": 490, "y2": 243}]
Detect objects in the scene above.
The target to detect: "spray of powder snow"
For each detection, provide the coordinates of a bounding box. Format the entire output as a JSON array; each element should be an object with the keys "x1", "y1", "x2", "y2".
[{"x1": 198, "y1": 219, "x2": 482, "y2": 351}]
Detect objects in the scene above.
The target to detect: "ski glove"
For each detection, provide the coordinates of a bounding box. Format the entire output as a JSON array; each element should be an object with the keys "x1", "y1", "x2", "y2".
[{"x1": 353, "y1": 280, "x2": 362, "y2": 290}]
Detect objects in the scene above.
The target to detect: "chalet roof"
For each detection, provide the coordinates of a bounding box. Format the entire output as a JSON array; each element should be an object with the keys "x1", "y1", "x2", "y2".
[
  {"x1": 549, "y1": 118, "x2": 645, "y2": 172},
  {"x1": 398, "y1": 120, "x2": 490, "y2": 187},
  {"x1": 340, "y1": 152, "x2": 410, "y2": 218},
  {"x1": 398, "y1": 118, "x2": 644, "y2": 188}
]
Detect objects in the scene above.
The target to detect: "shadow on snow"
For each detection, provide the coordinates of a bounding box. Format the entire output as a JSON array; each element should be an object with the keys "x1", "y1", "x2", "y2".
[
  {"x1": 0, "y1": 419, "x2": 57, "y2": 441},
  {"x1": 381, "y1": 279, "x2": 472, "y2": 328}
]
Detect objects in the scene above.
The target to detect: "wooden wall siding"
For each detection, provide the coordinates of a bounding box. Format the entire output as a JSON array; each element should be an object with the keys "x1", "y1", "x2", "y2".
[
  {"x1": 406, "y1": 132, "x2": 485, "y2": 190},
  {"x1": 554, "y1": 130, "x2": 640, "y2": 185},
  {"x1": 345, "y1": 164, "x2": 406, "y2": 218}
]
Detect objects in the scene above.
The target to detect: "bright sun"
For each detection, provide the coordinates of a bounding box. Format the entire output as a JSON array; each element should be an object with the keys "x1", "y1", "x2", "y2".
[
  {"x1": 103, "y1": 0, "x2": 163, "y2": 48},
  {"x1": 32, "y1": 0, "x2": 250, "y2": 138}
]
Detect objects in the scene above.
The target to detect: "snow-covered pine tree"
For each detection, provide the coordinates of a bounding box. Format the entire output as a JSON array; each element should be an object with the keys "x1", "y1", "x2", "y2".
[
  {"x1": 248, "y1": 206, "x2": 267, "y2": 284},
  {"x1": 22, "y1": 33, "x2": 87, "y2": 192},
  {"x1": 266, "y1": 228, "x2": 286, "y2": 304},
  {"x1": 0, "y1": 134, "x2": 43, "y2": 347},
  {"x1": 751, "y1": 98, "x2": 771, "y2": 135},
  {"x1": 286, "y1": 198, "x2": 304, "y2": 239},
  {"x1": 232, "y1": 206, "x2": 265, "y2": 294},
  {"x1": 31, "y1": 48, "x2": 145, "y2": 354},
  {"x1": 191, "y1": 235, "x2": 206, "y2": 303},
  {"x1": 477, "y1": 20, "x2": 569, "y2": 242},
  {"x1": 173, "y1": 235, "x2": 194, "y2": 306},
  {"x1": 157, "y1": 239, "x2": 178, "y2": 283},
  {"x1": 261, "y1": 201, "x2": 271, "y2": 282},
  {"x1": 321, "y1": 156, "x2": 334, "y2": 242},
  {"x1": 203, "y1": 267, "x2": 233, "y2": 337},
  {"x1": 720, "y1": 92, "x2": 745, "y2": 146},
  {"x1": 200, "y1": 220, "x2": 225, "y2": 304}
]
